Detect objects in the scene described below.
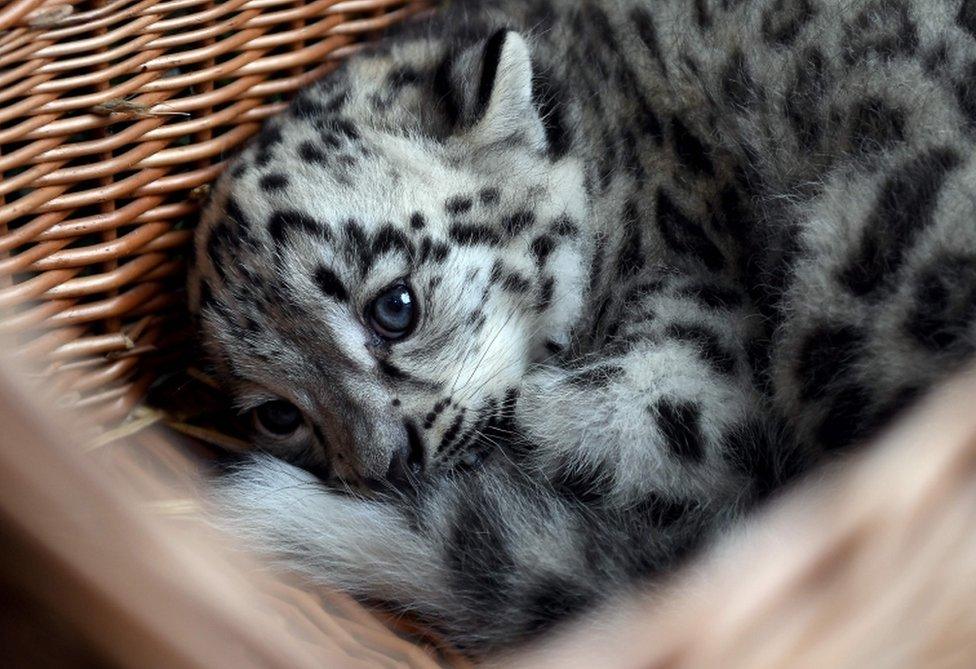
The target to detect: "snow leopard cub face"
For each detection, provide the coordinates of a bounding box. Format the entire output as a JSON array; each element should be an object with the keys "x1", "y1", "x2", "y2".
[{"x1": 189, "y1": 31, "x2": 590, "y2": 487}]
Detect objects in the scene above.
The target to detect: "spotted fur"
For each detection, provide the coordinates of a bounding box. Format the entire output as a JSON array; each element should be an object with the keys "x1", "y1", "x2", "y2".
[{"x1": 189, "y1": 0, "x2": 976, "y2": 654}]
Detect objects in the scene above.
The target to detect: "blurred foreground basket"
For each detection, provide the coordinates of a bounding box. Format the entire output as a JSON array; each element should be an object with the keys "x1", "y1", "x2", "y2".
[
  {"x1": 0, "y1": 0, "x2": 429, "y2": 425},
  {"x1": 4, "y1": 349, "x2": 976, "y2": 668}
]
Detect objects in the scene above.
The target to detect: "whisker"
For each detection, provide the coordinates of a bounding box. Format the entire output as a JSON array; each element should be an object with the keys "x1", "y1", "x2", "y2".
[{"x1": 451, "y1": 302, "x2": 520, "y2": 402}]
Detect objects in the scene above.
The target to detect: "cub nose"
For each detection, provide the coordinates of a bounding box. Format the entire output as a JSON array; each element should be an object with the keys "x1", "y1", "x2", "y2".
[{"x1": 384, "y1": 421, "x2": 425, "y2": 490}]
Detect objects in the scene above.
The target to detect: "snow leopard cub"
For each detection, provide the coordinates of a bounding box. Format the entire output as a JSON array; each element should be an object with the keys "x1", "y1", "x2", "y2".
[{"x1": 189, "y1": 0, "x2": 976, "y2": 654}]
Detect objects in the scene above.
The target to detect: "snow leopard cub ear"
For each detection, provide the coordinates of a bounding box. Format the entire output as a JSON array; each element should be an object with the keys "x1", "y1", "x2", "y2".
[{"x1": 437, "y1": 29, "x2": 547, "y2": 151}]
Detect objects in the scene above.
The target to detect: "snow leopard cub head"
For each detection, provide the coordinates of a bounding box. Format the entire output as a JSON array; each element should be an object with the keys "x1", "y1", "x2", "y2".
[{"x1": 189, "y1": 29, "x2": 589, "y2": 487}]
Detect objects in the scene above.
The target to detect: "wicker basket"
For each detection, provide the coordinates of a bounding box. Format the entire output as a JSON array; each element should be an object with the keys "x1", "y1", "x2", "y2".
[
  {"x1": 0, "y1": 0, "x2": 429, "y2": 426},
  {"x1": 4, "y1": 2, "x2": 976, "y2": 668}
]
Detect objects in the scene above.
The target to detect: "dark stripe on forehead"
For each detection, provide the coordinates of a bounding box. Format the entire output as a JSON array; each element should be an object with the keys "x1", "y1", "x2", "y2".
[
  {"x1": 432, "y1": 242, "x2": 450, "y2": 262},
  {"x1": 449, "y1": 224, "x2": 502, "y2": 246},
  {"x1": 259, "y1": 173, "x2": 289, "y2": 192},
  {"x1": 342, "y1": 219, "x2": 372, "y2": 272},
  {"x1": 268, "y1": 209, "x2": 326, "y2": 244},
  {"x1": 289, "y1": 92, "x2": 325, "y2": 118},
  {"x1": 418, "y1": 236, "x2": 432, "y2": 263},
  {"x1": 445, "y1": 195, "x2": 474, "y2": 216},
  {"x1": 319, "y1": 131, "x2": 342, "y2": 150},
  {"x1": 314, "y1": 266, "x2": 348, "y2": 302},
  {"x1": 329, "y1": 117, "x2": 361, "y2": 141},
  {"x1": 372, "y1": 224, "x2": 414, "y2": 258},
  {"x1": 419, "y1": 236, "x2": 452, "y2": 265},
  {"x1": 299, "y1": 140, "x2": 328, "y2": 165}
]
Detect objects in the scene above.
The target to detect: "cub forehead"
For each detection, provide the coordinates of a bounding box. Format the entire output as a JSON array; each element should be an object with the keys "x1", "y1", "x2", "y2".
[
  {"x1": 212, "y1": 139, "x2": 555, "y2": 265},
  {"x1": 225, "y1": 122, "x2": 471, "y2": 232}
]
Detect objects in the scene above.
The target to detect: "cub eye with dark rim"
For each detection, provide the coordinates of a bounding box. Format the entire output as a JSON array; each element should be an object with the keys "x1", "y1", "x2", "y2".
[
  {"x1": 253, "y1": 400, "x2": 304, "y2": 437},
  {"x1": 367, "y1": 282, "x2": 417, "y2": 340}
]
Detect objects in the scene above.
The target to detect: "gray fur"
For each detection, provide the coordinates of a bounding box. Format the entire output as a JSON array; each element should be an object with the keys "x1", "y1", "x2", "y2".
[{"x1": 190, "y1": 0, "x2": 976, "y2": 654}]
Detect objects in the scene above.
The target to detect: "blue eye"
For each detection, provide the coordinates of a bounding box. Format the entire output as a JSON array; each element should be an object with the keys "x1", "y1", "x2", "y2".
[
  {"x1": 369, "y1": 283, "x2": 416, "y2": 340},
  {"x1": 254, "y1": 400, "x2": 303, "y2": 436}
]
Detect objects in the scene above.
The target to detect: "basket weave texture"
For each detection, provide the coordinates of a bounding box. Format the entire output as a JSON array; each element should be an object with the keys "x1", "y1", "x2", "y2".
[{"x1": 0, "y1": 0, "x2": 428, "y2": 425}]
